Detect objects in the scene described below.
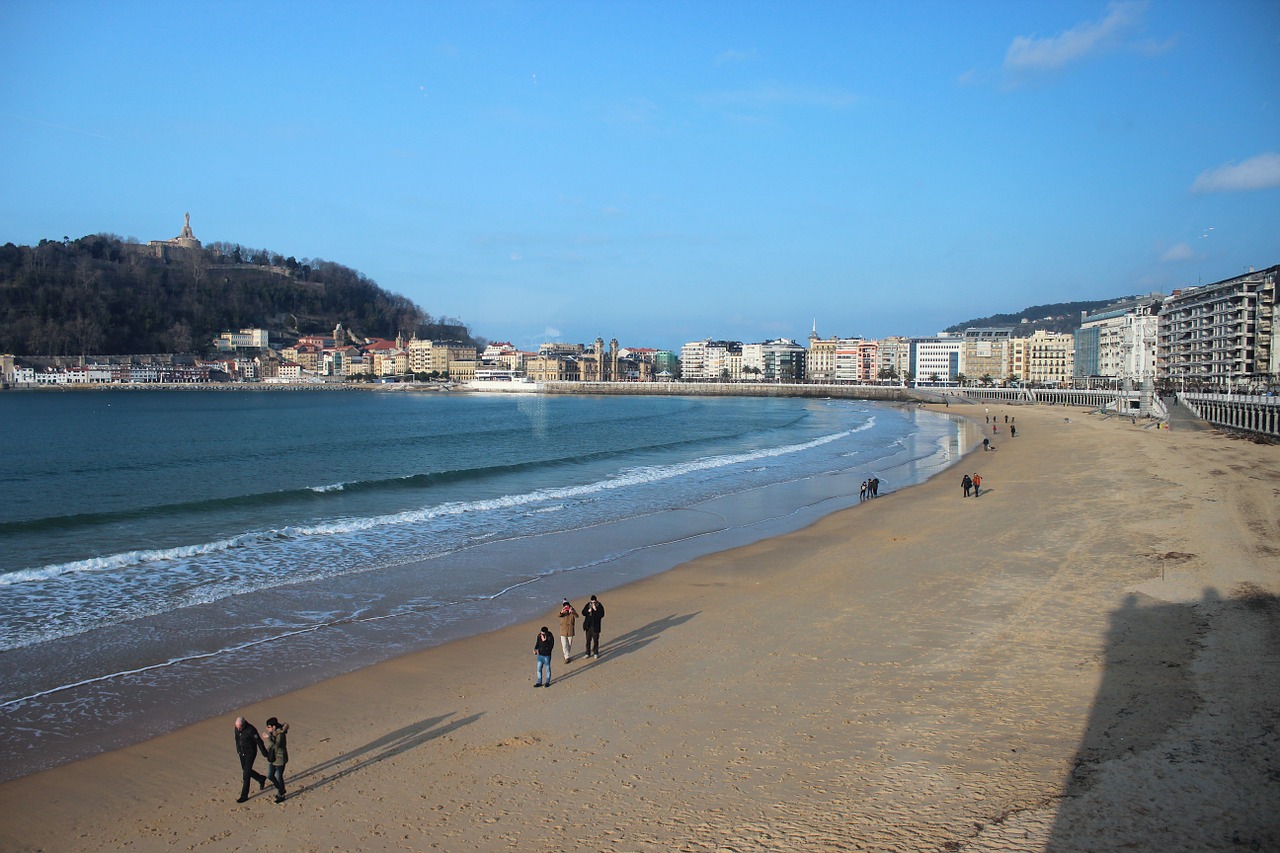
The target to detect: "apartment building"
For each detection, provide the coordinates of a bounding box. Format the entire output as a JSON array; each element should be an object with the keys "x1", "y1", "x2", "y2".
[
  {"x1": 1025, "y1": 330, "x2": 1075, "y2": 386},
  {"x1": 680, "y1": 340, "x2": 742, "y2": 381},
  {"x1": 1075, "y1": 295, "x2": 1162, "y2": 381},
  {"x1": 806, "y1": 334, "x2": 839, "y2": 383},
  {"x1": 876, "y1": 336, "x2": 910, "y2": 383},
  {"x1": 742, "y1": 338, "x2": 806, "y2": 382},
  {"x1": 1158, "y1": 266, "x2": 1278, "y2": 389},
  {"x1": 834, "y1": 339, "x2": 877, "y2": 383},
  {"x1": 960, "y1": 328, "x2": 1013, "y2": 382}
]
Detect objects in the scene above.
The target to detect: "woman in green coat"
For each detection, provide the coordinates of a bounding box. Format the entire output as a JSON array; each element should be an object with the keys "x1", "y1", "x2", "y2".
[{"x1": 263, "y1": 717, "x2": 289, "y2": 803}]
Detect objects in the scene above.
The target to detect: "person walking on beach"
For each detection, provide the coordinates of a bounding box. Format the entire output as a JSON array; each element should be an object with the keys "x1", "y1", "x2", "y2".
[
  {"x1": 1010, "y1": 423, "x2": 1017, "y2": 438},
  {"x1": 233, "y1": 716, "x2": 268, "y2": 803},
  {"x1": 870, "y1": 477, "x2": 880, "y2": 497},
  {"x1": 582, "y1": 595, "x2": 605, "y2": 659},
  {"x1": 972, "y1": 473, "x2": 982, "y2": 497},
  {"x1": 962, "y1": 473, "x2": 972, "y2": 498},
  {"x1": 534, "y1": 626, "x2": 554, "y2": 687},
  {"x1": 860, "y1": 480, "x2": 868, "y2": 502},
  {"x1": 263, "y1": 717, "x2": 289, "y2": 803},
  {"x1": 558, "y1": 599, "x2": 578, "y2": 663}
]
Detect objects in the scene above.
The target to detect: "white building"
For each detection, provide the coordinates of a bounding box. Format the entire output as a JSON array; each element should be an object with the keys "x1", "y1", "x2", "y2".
[
  {"x1": 1076, "y1": 295, "x2": 1162, "y2": 382},
  {"x1": 742, "y1": 339, "x2": 806, "y2": 382},
  {"x1": 680, "y1": 340, "x2": 742, "y2": 381},
  {"x1": 909, "y1": 336, "x2": 963, "y2": 384},
  {"x1": 1157, "y1": 266, "x2": 1278, "y2": 390}
]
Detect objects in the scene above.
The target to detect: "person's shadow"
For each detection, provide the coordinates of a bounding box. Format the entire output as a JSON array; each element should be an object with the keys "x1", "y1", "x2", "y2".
[
  {"x1": 285, "y1": 711, "x2": 483, "y2": 796},
  {"x1": 553, "y1": 612, "x2": 700, "y2": 684},
  {"x1": 1044, "y1": 587, "x2": 1280, "y2": 851}
]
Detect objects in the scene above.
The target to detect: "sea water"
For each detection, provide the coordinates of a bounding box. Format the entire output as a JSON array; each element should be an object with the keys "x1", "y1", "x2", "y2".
[{"x1": 0, "y1": 389, "x2": 974, "y2": 779}]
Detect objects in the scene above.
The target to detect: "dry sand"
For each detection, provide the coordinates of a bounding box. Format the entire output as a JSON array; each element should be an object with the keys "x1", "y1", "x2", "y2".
[{"x1": 2, "y1": 403, "x2": 1277, "y2": 852}]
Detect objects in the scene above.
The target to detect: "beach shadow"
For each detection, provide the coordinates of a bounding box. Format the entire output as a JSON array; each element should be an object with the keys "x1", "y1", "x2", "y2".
[
  {"x1": 286, "y1": 711, "x2": 483, "y2": 796},
  {"x1": 1043, "y1": 588, "x2": 1280, "y2": 851},
  {"x1": 550, "y1": 612, "x2": 701, "y2": 684}
]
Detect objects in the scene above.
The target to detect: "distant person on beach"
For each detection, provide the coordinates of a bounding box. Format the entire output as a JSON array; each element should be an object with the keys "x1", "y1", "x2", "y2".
[
  {"x1": 871, "y1": 477, "x2": 880, "y2": 497},
  {"x1": 860, "y1": 480, "x2": 868, "y2": 502},
  {"x1": 962, "y1": 474, "x2": 972, "y2": 498},
  {"x1": 534, "y1": 626, "x2": 554, "y2": 687},
  {"x1": 983, "y1": 438, "x2": 990, "y2": 451},
  {"x1": 558, "y1": 599, "x2": 578, "y2": 663},
  {"x1": 263, "y1": 717, "x2": 289, "y2": 803},
  {"x1": 233, "y1": 716, "x2": 268, "y2": 803},
  {"x1": 1004, "y1": 414, "x2": 1008, "y2": 423},
  {"x1": 1010, "y1": 424, "x2": 1016, "y2": 438},
  {"x1": 973, "y1": 473, "x2": 982, "y2": 497},
  {"x1": 582, "y1": 595, "x2": 605, "y2": 659}
]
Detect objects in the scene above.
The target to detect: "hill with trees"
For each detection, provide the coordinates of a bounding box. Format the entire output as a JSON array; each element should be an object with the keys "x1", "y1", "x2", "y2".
[
  {"x1": 945, "y1": 297, "x2": 1141, "y2": 337},
  {"x1": 0, "y1": 234, "x2": 479, "y2": 356}
]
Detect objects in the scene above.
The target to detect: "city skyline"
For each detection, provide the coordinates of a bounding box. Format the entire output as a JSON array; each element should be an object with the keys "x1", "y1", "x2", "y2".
[{"x1": 2, "y1": 1, "x2": 1277, "y2": 352}]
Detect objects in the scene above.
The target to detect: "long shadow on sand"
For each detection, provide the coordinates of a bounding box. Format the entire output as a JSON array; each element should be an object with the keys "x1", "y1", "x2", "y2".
[
  {"x1": 1043, "y1": 587, "x2": 1280, "y2": 852},
  {"x1": 283, "y1": 711, "x2": 483, "y2": 797},
  {"x1": 550, "y1": 611, "x2": 701, "y2": 685}
]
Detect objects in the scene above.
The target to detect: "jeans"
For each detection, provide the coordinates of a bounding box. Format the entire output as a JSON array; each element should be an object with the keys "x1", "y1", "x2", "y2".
[
  {"x1": 536, "y1": 654, "x2": 552, "y2": 684},
  {"x1": 267, "y1": 763, "x2": 286, "y2": 797},
  {"x1": 585, "y1": 630, "x2": 600, "y2": 656}
]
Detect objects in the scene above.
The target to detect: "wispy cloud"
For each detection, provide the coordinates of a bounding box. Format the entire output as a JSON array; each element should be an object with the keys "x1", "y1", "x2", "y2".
[
  {"x1": 699, "y1": 83, "x2": 860, "y2": 112},
  {"x1": 1004, "y1": 1, "x2": 1146, "y2": 72},
  {"x1": 1191, "y1": 152, "x2": 1280, "y2": 193},
  {"x1": 1160, "y1": 243, "x2": 1194, "y2": 262},
  {"x1": 2, "y1": 111, "x2": 112, "y2": 140},
  {"x1": 715, "y1": 49, "x2": 755, "y2": 65}
]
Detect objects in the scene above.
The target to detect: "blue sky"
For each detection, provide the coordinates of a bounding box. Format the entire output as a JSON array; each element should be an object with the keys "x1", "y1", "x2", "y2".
[{"x1": 2, "y1": 1, "x2": 1276, "y2": 351}]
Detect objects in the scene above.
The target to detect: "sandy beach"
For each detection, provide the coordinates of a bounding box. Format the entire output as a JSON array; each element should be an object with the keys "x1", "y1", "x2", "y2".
[{"x1": 2, "y1": 403, "x2": 1276, "y2": 852}]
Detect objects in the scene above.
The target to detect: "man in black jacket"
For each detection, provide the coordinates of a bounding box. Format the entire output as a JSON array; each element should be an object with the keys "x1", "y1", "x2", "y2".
[
  {"x1": 234, "y1": 716, "x2": 268, "y2": 803},
  {"x1": 582, "y1": 595, "x2": 605, "y2": 659}
]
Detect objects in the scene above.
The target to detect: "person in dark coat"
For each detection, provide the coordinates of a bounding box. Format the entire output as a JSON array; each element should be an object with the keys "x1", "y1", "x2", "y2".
[
  {"x1": 263, "y1": 717, "x2": 289, "y2": 803},
  {"x1": 534, "y1": 626, "x2": 555, "y2": 687},
  {"x1": 234, "y1": 716, "x2": 268, "y2": 803},
  {"x1": 962, "y1": 473, "x2": 972, "y2": 498},
  {"x1": 581, "y1": 595, "x2": 605, "y2": 659}
]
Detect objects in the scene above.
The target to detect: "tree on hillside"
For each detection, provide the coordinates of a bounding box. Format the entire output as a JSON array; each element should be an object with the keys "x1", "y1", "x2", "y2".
[{"x1": 0, "y1": 234, "x2": 476, "y2": 356}]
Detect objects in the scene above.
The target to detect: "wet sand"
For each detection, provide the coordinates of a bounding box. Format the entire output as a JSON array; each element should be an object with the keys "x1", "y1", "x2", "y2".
[{"x1": 2, "y1": 404, "x2": 1276, "y2": 852}]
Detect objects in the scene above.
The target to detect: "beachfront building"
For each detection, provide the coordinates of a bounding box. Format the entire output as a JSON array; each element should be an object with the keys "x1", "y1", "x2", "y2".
[
  {"x1": 280, "y1": 342, "x2": 321, "y2": 373},
  {"x1": 680, "y1": 340, "x2": 743, "y2": 381},
  {"x1": 1075, "y1": 295, "x2": 1162, "y2": 383},
  {"x1": 1024, "y1": 330, "x2": 1075, "y2": 386},
  {"x1": 527, "y1": 351, "x2": 581, "y2": 382},
  {"x1": 1009, "y1": 337, "x2": 1029, "y2": 383},
  {"x1": 1157, "y1": 265, "x2": 1279, "y2": 391},
  {"x1": 909, "y1": 335, "x2": 962, "y2": 384},
  {"x1": 407, "y1": 338, "x2": 478, "y2": 377},
  {"x1": 834, "y1": 339, "x2": 877, "y2": 384},
  {"x1": 742, "y1": 338, "x2": 807, "y2": 382},
  {"x1": 580, "y1": 338, "x2": 621, "y2": 382},
  {"x1": 876, "y1": 336, "x2": 910, "y2": 383},
  {"x1": 652, "y1": 349, "x2": 680, "y2": 380},
  {"x1": 960, "y1": 328, "x2": 1013, "y2": 384},
  {"x1": 806, "y1": 332, "x2": 839, "y2": 383}
]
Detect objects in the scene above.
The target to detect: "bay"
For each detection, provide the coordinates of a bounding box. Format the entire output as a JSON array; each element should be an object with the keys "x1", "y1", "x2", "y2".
[{"x1": 0, "y1": 389, "x2": 975, "y2": 780}]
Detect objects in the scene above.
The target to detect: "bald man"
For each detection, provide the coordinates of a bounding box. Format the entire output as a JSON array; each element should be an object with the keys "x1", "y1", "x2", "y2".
[{"x1": 233, "y1": 716, "x2": 268, "y2": 803}]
